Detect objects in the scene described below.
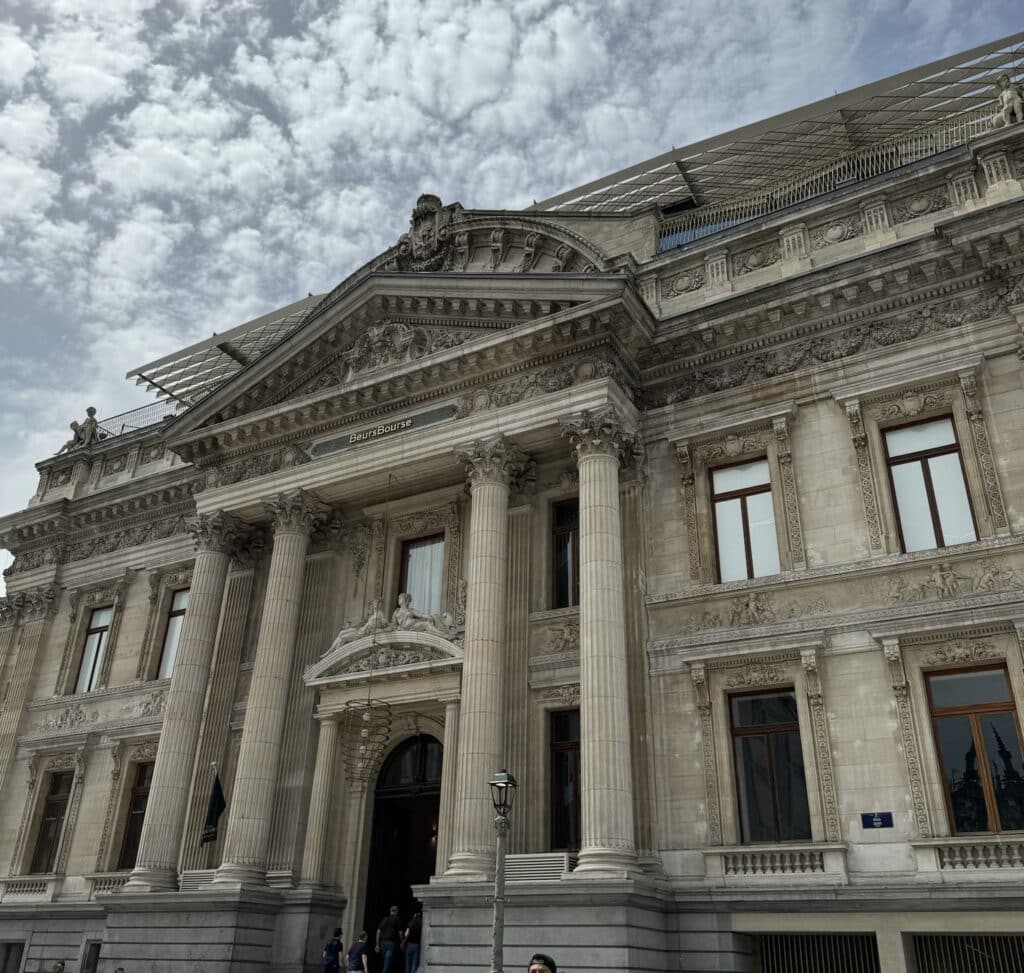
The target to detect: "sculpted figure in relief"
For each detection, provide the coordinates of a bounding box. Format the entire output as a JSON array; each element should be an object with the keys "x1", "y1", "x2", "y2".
[
  {"x1": 991, "y1": 73, "x2": 1024, "y2": 129},
  {"x1": 327, "y1": 598, "x2": 391, "y2": 651},
  {"x1": 391, "y1": 592, "x2": 453, "y2": 637}
]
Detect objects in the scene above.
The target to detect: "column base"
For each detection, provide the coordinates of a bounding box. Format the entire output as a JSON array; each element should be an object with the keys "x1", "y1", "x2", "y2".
[
  {"x1": 442, "y1": 850, "x2": 494, "y2": 882},
  {"x1": 121, "y1": 865, "x2": 179, "y2": 893},
  {"x1": 212, "y1": 861, "x2": 268, "y2": 889},
  {"x1": 572, "y1": 845, "x2": 641, "y2": 878}
]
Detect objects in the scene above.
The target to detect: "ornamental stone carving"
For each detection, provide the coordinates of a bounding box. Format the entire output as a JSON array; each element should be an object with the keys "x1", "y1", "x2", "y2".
[
  {"x1": 391, "y1": 592, "x2": 456, "y2": 638},
  {"x1": 801, "y1": 647, "x2": 841, "y2": 842},
  {"x1": 545, "y1": 618, "x2": 580, "y2": 653},
  {"x1": 265, "y1": 490, "x2": 331, "y2": 535},
  {"x1": 454, "y1": 434, "x2": 530, "y2": 487},
  {"x1": 340, "y1": 643, "x2": 452, "y2": 674},
  {"x1": 192, "y1": 444, "x2": 310, "y2": 493},
  {"x1": 990, "y1": 73, "x2": 1024, "y2": 129},
  {"x1": 393, "y1": 193, "x2": 465, "y2": 272},
  {"x1": 327, "y1": 599, "x2": 391, "y2": 652},
  {"x1": 725, "y1": 663, "x2": 786, "y2": 687},
  {"x1": 188, "y1": 511, "x2": 243, "y2": 554},
  {"x1": 960, "y1": 371, "x2": 1008, "y2": 531},
  {"x1": 55, "y1": 406, "x2": 107, "y2": 454},
  {"x1": 489, "y1": 228, "x2": 509, "y2": 269},
  {"x1": 559, "y1": 407, "x2": 635, "y2": 461},
  {"x1": 43, "y1": 704, "x2": 99, "y2": 731},
  {"x1": 924, "y1": 638, "x2": 1001, "y2": 667},
  {"x1": 0, "y1": 585, "x2": 56, "y2": 622},
  {"x1": 690, "y1": 663, "x2": 722, "y2": 845},
  {"x1": 539, "y1": 684, "x2": 580, "y2": 706},
  {"x1": 883, "y1": 559, "x2": 1023, "y2": 605},
  {"x1": 844, "y1": 400, "x2": 883, "y2": 551},
  {"x1": 516, "y1": 232, "x2": 540, "y2": 272}
]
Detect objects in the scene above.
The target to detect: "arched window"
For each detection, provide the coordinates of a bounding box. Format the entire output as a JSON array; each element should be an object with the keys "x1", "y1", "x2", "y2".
[{"x1": 376, "y1": 735, "x2": 442, "y2": 797}]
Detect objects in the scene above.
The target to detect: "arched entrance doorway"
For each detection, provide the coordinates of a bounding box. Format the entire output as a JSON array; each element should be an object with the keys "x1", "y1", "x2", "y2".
[{"x1": 363, "y1": 734, "x2": 442, "y2": 935}]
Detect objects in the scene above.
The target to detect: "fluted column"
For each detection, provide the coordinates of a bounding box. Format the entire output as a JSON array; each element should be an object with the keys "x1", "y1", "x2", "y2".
[
  {"x1": 215, "y1": 489, "x2": 329, "y2": 886},
  {"x1": 561, "y1": 408, "x2": 638, "y2": 875},
  {"x1": 126, "y1": 512, "x2": 241, "y2": 892},
  {"x1": 446, "y1": 435, "x2": 527, "y2": 879},
  {"x1": 434, "y1": 696, "x2": 461, "y2": 876},
  {"x1": 299, "y1": 716, "x2": 339, "y2": 888}
]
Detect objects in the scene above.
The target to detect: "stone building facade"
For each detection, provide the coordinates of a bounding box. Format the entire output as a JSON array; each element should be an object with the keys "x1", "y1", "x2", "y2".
[{"x1": 2, "y1": 40, "x2": 1024, "y2": 973}]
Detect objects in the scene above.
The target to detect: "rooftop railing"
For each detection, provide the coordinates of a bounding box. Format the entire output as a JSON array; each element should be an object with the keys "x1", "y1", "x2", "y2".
[
  {"x1": 658, "y1": 108, "x2": 994, "y2": 251},
  {"x1": 98, "y1": 399, "x2": 188, "y2": 438}
]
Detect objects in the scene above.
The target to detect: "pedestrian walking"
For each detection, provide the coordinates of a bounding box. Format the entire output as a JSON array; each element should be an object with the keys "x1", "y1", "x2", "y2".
[
  {"x1": 376, "y1": 905, "x2": 402, "y2": 973},
  {"x1": 348, "y1": 930, "x2": 370, "y2": 973},
  {"x1": 528, "y1": 953, "x2": 557, "y2": 973},
  {"x1": 323, "y1": 926, "x2": 344, "y2": 972},
  {"x1": 401, "y1": 912, "x2": 422, "y2": 973}
]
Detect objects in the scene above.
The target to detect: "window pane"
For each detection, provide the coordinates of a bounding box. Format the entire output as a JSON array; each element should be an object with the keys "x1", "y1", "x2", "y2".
[
  {"x1": 551, "y1": 709, "x2": 580, "y2": 744},
  {"x1": 735, "y1": 735, "x2": 775, "y2": 842},
  {"x1": 89, "y1": 606, "x2": 113, "y2": 629},
  {"x1": 930, "y1": 669, "x2": 1010, "y2": 709},
  {"x1": 158, "y1": 613, "x2": 185, "y2": 679},
  {"x1": 402, "y1": 536, "x2": 444, "y2": 616},
  {"x1": 551, "y1": 747, "x2": 580, "y2": 850},
  {"x1": 553, "y1": 499, "x2": 579, "y2": 529},
  {"x1": 170, "y1": 588, "x2": 190, "y2": 612},
  {"x1": 714, "y1": 497, "x2": 748, "y2": 582},
  {"x1": 712, "y1": 459, "x2": 770, "y2": 494},
  {"x1": 935, "y1": 715, "x2": 990, "y2": 833},
  {"x1": 746, "y1": 491, "x2": 781, "y2": 578},
  {"x1": 927, "y1": 453, "x2": 976, "y2": 546},
  {"x1": 552, "y1": 531, "x2": 576, "y2": 609},
  {"x1": 30, "y1": 772, "x2": 73, "y2": 874},
  {"x1": 884, "y1": 418, "x2": 956, "y2": 457},
  {"x1": 75, "y1": 630, "x2": 106, "y2": 694},
  {"x1": 772, "y1": 732, "x2": 812, "y2": 841},
  {"x1": 732, "y1": 691, "x2": 799, "y2": 728},
  {"x1": 980, "y1": 712, "x2": 1024, "y2": 831},
  {"x1": 890, "y1": 462, "x2": 937, "y2": 552}
]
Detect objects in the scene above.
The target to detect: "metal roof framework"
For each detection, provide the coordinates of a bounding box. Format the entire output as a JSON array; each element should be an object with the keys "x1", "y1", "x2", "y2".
[
  {"x1": 532, "y1": 33, "x2": 1024, "y2": 214},
  {"x1": 127, "y1": 294, "x2": 322, "y2": 405}
]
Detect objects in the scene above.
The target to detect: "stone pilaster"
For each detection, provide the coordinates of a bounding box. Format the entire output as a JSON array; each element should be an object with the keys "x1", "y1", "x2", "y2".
[
  {"x1": 299, "y1": 716, "x2": 339, "y2": 888},
  {"x1": 435, "y1": 697, "x2": 461, "y2": 876},
  {"x1": 215, "y1": 490, "x2": 329, "y2": 886},
  {"x1": 125, "y1": 511, "x2": 241, "y2": 891},
  {"x1": 446, "y1": 435, "x2": 527, "y2": 878},
  {"x1": 560, "y1": 408, "x2": 639, "y2": 875},
  {"x1": 0, "y1": 586, "x2": 57, "y2": 797}
]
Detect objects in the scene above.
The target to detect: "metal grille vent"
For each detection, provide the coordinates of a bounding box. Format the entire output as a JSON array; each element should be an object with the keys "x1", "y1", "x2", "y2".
[
  {"x1": 914, "y1": 934, "x2": 1024, "y2": 973},
  {"x1": 756, "y1": 934, "x2": 881, "y2": 973}
]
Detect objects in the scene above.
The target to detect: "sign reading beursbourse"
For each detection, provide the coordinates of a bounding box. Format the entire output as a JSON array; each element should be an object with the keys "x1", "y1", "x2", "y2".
[{"x1": 310, "y1": 404, "x2": 458, "y2": 459}]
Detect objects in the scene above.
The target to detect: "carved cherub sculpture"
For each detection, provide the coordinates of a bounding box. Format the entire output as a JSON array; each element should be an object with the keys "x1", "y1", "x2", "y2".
[{"x1": 991, "y1": 73, "x2": 1024, "y2": 128}]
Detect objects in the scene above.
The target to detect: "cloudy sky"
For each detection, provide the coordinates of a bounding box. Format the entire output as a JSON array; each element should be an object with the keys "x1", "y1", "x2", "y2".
[{"x1": 0, "y1": 0, "x2": 1020, "y2": 585}]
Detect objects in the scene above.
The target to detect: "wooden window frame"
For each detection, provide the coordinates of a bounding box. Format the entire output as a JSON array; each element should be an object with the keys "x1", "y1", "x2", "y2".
[
  {"x1": 728, "y1": 687, "x2": 812, "y2": 844},
  {"x1": 550, "y1": 498, "x2": 580, "y2": 610},
  {"x1": 29, "y1": 771, "x2": 74, "y2": 875},
  {"x1": 709, "y1": 457, "x2": 776, "y2": 583},
  {"x1": 925, "y1": 662, "x2": 1024, "y2": 835},
  {"x1": 548, "y1": 708, "x2": 581, "y2": 852},
  {"x1": 882, "y1": 415, "x2": 978, "y2": 553},
  {"x1": 116, "y1": 760, "x2": 154, "y2": 870}
]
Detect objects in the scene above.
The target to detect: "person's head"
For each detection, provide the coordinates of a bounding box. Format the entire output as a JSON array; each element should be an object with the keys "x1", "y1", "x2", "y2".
[
  {"x1": 389, "y1": 905, "x2": 399, "y2": 916},
  {"x1": 528, "y1": 953, "x2": 556, "y2": 973},
  {"x1": 115, "y1": 968, "x2": 125, "y2": 973},
  {"x1": 52, "y1": 964, "x2": 65, "y2": 973},
  {"x1": 359, "y1": 930, "x2": 368, "y2": 942},
  {"x1": 398, "y1": 593, "x2": 410, "y2": 607},
  {"x1": 333, "y1": 927, "x2": 342, "y2": 938}
]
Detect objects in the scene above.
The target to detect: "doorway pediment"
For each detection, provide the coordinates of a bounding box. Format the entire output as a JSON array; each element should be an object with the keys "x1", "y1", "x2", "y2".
[{"x1": 305, "y1": 630, "x2": 464, "y2": 687}]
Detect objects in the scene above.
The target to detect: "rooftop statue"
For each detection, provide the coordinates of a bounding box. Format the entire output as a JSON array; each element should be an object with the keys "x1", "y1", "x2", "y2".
[
  {"x1": 991, "y1": 73, "x2": 1024, "y2": 128},
  {"x1": 55, "y1": 406, "x2": 107, "y2": 454}
]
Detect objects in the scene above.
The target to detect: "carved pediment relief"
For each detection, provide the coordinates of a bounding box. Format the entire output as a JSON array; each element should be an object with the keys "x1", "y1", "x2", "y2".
[{"x1": 304, "y1": 629, "x2": 463, "y2": 685}]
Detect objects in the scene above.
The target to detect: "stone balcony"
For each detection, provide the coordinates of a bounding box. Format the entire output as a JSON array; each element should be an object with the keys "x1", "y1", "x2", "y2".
[
  {"x1": 912, "y1": 835, "x2": 1024, "y2": 880},
  {"x1": 703, "y1": 842, "x2": 848, "y2": 886}
]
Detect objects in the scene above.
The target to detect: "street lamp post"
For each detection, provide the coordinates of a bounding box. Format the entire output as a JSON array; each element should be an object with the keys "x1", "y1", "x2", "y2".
[{"x1": 488, "y1": 769, "x2": 518, "y2": 973}]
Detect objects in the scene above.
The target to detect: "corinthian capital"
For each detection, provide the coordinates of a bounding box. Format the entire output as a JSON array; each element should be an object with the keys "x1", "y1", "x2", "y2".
[
  {"x1": 559, "y1": 407, "x2": 635, "y2": 461},
  {"x1": 8, "y1": 584, "x2": 57, "y2": 621},
  {"x1": 188, "y1": 510, "x2": 243, "y2": 554},
  {"x1": 265, "y1": 489, "x2": 332, "y2": 535},
  {"x1": 454, "y1": 434, "x2": 530, "y2": 487}
]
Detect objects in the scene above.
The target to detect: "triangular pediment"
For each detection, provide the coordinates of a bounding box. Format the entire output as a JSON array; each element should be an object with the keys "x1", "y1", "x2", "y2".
[{"x1": 304, "y1": 629, "x2": 464, "y2": 686}]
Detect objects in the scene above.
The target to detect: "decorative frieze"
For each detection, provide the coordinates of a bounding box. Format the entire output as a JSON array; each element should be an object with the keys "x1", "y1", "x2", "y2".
[
  {"x1": 538, "y1": 684, "x2": 580, "y2": 706},
  {"x1": 923, "y1": 638, "x2": 1001, "y2": 667}
]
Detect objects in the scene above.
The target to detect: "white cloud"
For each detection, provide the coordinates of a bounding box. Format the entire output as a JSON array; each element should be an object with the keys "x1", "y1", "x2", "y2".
[{"x1": 0, "y1": 24, "x2": 37, "y2": 92}]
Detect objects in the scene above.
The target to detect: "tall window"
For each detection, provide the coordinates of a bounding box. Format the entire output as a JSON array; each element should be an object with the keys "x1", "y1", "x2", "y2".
[
  {"x1": 551, "y1": 499, "x2": 579, "y2": 609},
  {"x1": 399, "y1": 534, "x2": 445, "y2": 616},
  {"x1": 550, "y1": 709, "x2": 581, "y2": 851},
  {"x1": 0, "y1": 943, "x2": 25, "y2": 973},
  {"x1": 730, "y1": 690, "x2": 811, "y2": 843},
  {"x1": 117, "y1": 761, "x2": 154, "y2": 870},
  {"x1": 157, "y1": 589, "x2": 190, "y2": 679},
  {"x1": 884, "y1": 417, "x2": 977, "y2": 552},
  {"x1": 927, "y1": 665, "x2": 1024, "y2": 834},
  {"x1": 711, "y1": 460, "x2": 781, "y2": 582},
  {"x1": 30, "y1": 771, "x2": 73, "y2": 874},
  {"x1": 74, "y1": 607, "x2": 113, "y2": 694}
]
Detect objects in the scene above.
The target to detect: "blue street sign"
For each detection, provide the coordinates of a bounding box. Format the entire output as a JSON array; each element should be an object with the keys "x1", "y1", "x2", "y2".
[{"x1": 860, "y1": 811, "x2": 894, "y2": 829}]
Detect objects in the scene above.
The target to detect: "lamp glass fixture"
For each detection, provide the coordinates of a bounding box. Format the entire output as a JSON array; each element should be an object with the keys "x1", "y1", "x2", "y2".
[{"x1": 489, "y1": 769, "x2": 518, "y2": 817}]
